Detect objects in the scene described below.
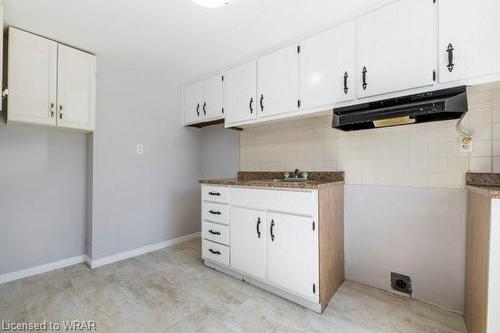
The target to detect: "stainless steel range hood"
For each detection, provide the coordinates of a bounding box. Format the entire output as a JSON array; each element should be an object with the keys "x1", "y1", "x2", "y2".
[{"x1": 332, "y1": 86, "x2": 468, "y2": 131}]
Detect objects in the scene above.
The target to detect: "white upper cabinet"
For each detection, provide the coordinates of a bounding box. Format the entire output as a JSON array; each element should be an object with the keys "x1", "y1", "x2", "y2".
[
  {"x1": 183, "y1": 81, "x2": 203, "y2": 125},
  {"x1": 8, "y1": 28, "x2": 58, "y2": 126},
  {"x1": 56, "y1": 44, "x2": 96, "y2": 131},
  {"x1": 300, "y1": 21, "x2": 356, "y2": 109},
  {"x1": 357, "y1": 0, "x2": 434, "y2": 98},
  {"x1": 7, "y1": 27, "x2": 96, "y2": 132},
  {"x1": 438, "y1": 0, "x2": 500, "y2": 83},
  {"x1": 183, "y1": 74, "x2": 223, "y2": 125},
  {"x1": 258, "y1": 45, "x2": 298, "y2": 118},
  {"x1": 267, "y1": 212, "x2": 316, "y2": 299},
  {"x1": 224, "y1": 61, "x2": 257, "y2": 125}
]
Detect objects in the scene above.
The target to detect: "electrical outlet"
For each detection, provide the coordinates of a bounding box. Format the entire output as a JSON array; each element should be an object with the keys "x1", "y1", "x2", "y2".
[
  {"x1": 459, "y1": 136, "x2": 473, "y2": 153},
  {"x1": 136, "y1": 144, "x2": 144, "y2": 154}
]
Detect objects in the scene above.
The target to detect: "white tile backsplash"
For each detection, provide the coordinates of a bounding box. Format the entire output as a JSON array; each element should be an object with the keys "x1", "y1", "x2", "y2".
[{"x1": 240, "y1": 82, "x2": 500, "y2": 189}]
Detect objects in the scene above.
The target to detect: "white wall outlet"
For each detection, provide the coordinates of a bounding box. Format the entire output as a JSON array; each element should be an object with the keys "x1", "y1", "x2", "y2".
[
  {"x1": 136, "y1": 144, "x2": 144, "y2": 154},
  {"x1": 459, "y1": 136, "x2": 473, "y2": 153}
]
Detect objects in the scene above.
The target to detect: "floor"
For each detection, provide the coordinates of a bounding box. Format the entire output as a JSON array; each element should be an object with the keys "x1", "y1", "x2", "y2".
[{"x1": 0, "y1": 238, "x2": 467, "y2": 333}]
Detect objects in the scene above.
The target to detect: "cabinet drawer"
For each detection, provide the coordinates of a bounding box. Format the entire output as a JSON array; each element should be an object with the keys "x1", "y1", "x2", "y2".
[
  {"x1": 202, "y1": 202, "x2": 229, "y2": 225},
  {"x1": 202, "y1": 185, "x2": 229, "y2": 203},
  {"x1": 230, "y1": 187, "x2": 315, "y2": 216},
  {"x1": 202, "y1": 240, "x2": 230, "y2": 266},
  {"x1": 202, "y1": 221, "x2": 230, "y2": 245}
]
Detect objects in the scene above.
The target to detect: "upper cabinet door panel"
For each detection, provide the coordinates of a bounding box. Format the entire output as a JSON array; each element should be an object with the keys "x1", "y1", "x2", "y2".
[
  {"x1": 224, "y1": 60, "x2": 257, "y2": 124},
  {"x1": 357, "y1": 0, "x2": 434, "y2": 98},
  {"x1": 300, "y1": 21, "x2": 356, "y2": 109},
  {"x1": 56, "y1": 44, "x2": 96, "y2": 131},
  {"x1": 7, "y1": 28, "x2": 57, "y2": 126},
  {"x1": 439, "y1": 0, "x2": 500, "y2": 83},
  {"x1": 202, "y1": 74, "x2": 224, "y2": 121},
  {"x1": 258, "y1": 45, "x2": 298, "y2": 118},
  {"x1": 183, "y1": 81, "x2": 203, "y2": 125}
]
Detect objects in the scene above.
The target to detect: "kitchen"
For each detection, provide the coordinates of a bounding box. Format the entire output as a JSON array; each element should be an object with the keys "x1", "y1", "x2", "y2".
[{"x1": 1, "y1": 0, "x2": 499, "y2": 332}]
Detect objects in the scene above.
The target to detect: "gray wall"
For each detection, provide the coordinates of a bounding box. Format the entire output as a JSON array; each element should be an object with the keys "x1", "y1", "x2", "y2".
[
  {"x1": 200, "y1": 125, "x2": 240, "y2": 179},
  {"x1": 0, "y1": 124, "x2": 87, "y2": 274},
  {"x1": 344, "y1": 185, "x2": 467, "y2": 312},
  {"x1": 89, "y1": 61, "x2": 204, "y2": 259}
]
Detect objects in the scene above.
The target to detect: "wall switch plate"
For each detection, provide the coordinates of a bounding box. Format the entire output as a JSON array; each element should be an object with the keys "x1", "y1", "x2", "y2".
[
  {"x1": 136, "y1": 144, "x2": 144, "y2": 154},
  {"x1": 459, "y1": 136, "x2": 473, "y2": 153}
]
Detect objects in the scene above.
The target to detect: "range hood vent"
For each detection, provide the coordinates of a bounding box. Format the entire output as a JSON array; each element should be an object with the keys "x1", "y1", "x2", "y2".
[{"x1": 332, "y1": 86, "x2": 467, "y2": 131}]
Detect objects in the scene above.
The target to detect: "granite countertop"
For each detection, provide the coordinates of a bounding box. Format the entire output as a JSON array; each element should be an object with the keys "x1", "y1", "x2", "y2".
[
  {"x1": 200, "y1": 171, "x2": 344, "y2": 190},
  {"x1": 466, "y1": 172, "x2": 500, "y2": 199}
]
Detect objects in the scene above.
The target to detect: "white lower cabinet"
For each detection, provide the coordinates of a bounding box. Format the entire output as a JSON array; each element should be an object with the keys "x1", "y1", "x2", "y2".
[
  {"x1": 201, "y1": 184, "x2": 344, "y2": 313},
  {"x1": 267, "y1": 212, "x2": 316, "y2": 299},
  {"x1": 230, "y1": 207, "x2": 266, "y2": 279}
]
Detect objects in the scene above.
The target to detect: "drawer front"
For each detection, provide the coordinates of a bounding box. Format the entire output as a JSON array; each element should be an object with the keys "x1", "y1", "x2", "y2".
[
  {"x1": 202, "y1": 202, "x2": 229, "y2": 225},
  {"x1": 202, "y1": 185, "x2": 229, "y2": 203},
  {"x1": 230, "y1": 187, "x2": 315, "y2": 216},
  {"x1": 202, "y1": 221, "x2": 230, "y2": 245},
  {"x1": 202, "y1": 239, "x2": 230, "y2": 266}
]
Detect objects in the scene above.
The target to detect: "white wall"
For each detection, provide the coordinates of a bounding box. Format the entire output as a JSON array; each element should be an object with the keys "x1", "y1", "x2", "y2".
[
  {"x1": 200, "y1": 125, "x2": 240, "y2": 179},
  {"x1": 0, "y1": 125, "x2": 87, "y2": 275},
  {"x1": 345, "y1": 185, "x2": 466, "y2": 312}
]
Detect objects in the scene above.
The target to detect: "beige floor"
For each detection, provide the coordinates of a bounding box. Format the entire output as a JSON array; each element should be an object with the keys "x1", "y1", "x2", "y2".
[{"x1": 0, "y1": 238, "x2": 467, "y2": 333}]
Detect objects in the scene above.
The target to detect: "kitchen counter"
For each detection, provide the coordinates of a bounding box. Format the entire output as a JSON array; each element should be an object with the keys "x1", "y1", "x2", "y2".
[
  {"x1": 466, "y1": 172, "x2": 500, "y2": 199},
  {"x1": 200, "y1": 171, "x2": 344, "y2": 190}
]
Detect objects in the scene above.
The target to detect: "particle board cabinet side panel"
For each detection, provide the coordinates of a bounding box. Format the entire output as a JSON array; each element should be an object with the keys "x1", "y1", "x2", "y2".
[
  {"x1": 465, "y1": 191, "x2": 491, "y2": 333},
  {"x1": 318, "y1": 184, "x2": 344, "y2": 311}
]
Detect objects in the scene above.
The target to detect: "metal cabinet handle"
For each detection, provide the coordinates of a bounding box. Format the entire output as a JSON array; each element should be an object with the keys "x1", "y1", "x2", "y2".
[
  {"x1": 209, "y1": 249, "x2": 221, "y2": 255},
  {"x1": 209, "y1": 210, "x2": 221, "y2": 215},
  {"x1": 260, "y1": 94, "x2": 264, "y2": 112},
  {"x1": 203, "y1": 102, "x2": 207, "y2": 115},
  {"x1": 249, "y1": 97, "x2": 254, "y2": 114},
  {"x1": 343, "y1": 71, "x2": 349, "y2": 94},
  {"x1": 256, "y1": 217, "x2": 261, "y2": 239},
  {"x1": 50, "y1": 102, "x2": 55, "y2": 117},
  {"x1": 446, "y1": 43, "x2": 455, "y2": 72},
  {"x1": 208, "y1": 192, "x2": 221, "y2": 196},
  {"x1": 208, "y1": 230, "x2": 221, "y2": 235},
  {"x1": 196, "y1": 103, "x2": 200, "y2": 117},
  {"x1": 270, "y1": 219, "x2": 275, "y2": 241},
  {"x1": 362, "y1": 66, "x2": 367, "y2": 91},
  {"x1": 58, "y1": 105, "x2": 63, "y2": 119}
]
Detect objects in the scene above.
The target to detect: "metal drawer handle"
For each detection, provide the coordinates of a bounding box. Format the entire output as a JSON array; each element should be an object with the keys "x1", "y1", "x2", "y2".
[
  {"x1": 209, "y1": 249, "x2": 221, "y2": 255},
  {"x1": 208, "y1": 230, "x2": 221, "y2": 235},
  {"x1": 270, "y1": 219, "x2": 275, "y2": 241},
  {"x1": 209, "y1": 210, "x2": 221, "y2": 215},
  {"x1": 446, "y1": 43, "x2": 455, "y2": 72},
  {"x1": 362, "y1": 66, "x2": 367, "y2": 90},
  {"x1": 343, "y1": 71, "x2": 349, "y2": 94},
  {"x1": 208, "y1": 191, "x2": 221, "y2": 196},
  {"x1": 256, "y1": 217, "x2": 261, "y2": 239}
]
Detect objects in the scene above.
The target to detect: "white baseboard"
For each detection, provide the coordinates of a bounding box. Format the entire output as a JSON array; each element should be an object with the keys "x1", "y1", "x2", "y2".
[
  {"x1": 88, "y1": 232, "x2": 201, "y2": 269},
  {"x1": 0, "y1": 232, "x2": 201, "y2": 284},
  {"x1": 0, "y1": 255, "x2": 87, "y2": 285}
]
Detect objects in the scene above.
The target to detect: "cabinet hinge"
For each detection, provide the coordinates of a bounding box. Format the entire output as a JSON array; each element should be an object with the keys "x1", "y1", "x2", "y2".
[
  {"x1": 298, "y1": 100, "x2": 301, "y2": 108},
  {"x1": 312, "y1": 221, "x2": 315, "y2": 231},
  {"x1": 313, "y1": 283, "x2": 316, "y2": 294},
  {"x1": 297, "y1": 45, "x2": 301, "y2": 54},
  {"x1": 432, "y1": 70, "x2": 436, "y2": 82}
]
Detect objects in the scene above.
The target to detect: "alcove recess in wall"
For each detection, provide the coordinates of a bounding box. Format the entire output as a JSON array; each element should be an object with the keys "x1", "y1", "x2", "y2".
[{"x1": 187, "y1": 118, "x2": 243, "y2": 131}]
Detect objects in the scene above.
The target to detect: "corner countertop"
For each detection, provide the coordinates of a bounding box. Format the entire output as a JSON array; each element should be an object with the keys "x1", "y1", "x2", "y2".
[
  {"x1": 466, "y1": 172, "x2": 500, "y2": 199},
  {"x1": 199, "y1": 171, "x2": 344, "y2": 190}
]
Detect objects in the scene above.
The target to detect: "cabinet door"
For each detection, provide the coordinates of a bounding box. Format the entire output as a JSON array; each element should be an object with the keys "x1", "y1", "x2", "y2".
[
  {"x1": 202, "y1": 74, "x2": 224, "y2": 121},
  {"x1": 224, "y1": 61, "x2": 257, "y2": 124},
  {"x1": 231, "y1": 207, "x2": 266, "y2": 279},
  {"x1": 7, "y1": 28, "x2": 57, "y2": 126},
  {"x1": 439, "y1": 0, "x2": 500, "y2": 83},
  {"x1": 183, "y1": 81, "x2": 202, "y2": 125},
  {"x1": 267, "y1": 212, "x2": 316, "y2": 298},
  {"x1": 357, "y1": 0, "x2": 434, "y2": 98},
  {"x1": 56, "y1": 44, "x2": 96, "y2": 131},
  {"x1": 300, "y1": 21, "x2": 356, "y2": 109},
  {"x1": 258, "y1": 45, "x2": 298, "y2": 118}
]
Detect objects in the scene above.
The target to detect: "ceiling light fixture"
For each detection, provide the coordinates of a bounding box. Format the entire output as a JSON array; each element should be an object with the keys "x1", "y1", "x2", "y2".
[{"x1": 192, "y1": 0, "x2": 231, "y2": 8}]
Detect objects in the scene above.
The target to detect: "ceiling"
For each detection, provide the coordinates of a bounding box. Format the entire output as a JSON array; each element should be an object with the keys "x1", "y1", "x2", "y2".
[{"x1": 3, "y1": 0, "x2": 388, "y2": 85}]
